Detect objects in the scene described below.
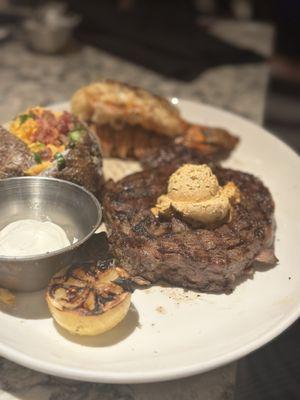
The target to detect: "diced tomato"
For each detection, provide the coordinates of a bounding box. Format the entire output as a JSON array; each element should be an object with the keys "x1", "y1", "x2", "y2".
[{"x1": 57, "y1": 111, "x2": 74, "y2": 135}]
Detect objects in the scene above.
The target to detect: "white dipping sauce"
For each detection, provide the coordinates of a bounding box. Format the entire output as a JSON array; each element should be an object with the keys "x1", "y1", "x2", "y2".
[{"x1": 0, "y1": 219, "x2": 71, "y2": 257}]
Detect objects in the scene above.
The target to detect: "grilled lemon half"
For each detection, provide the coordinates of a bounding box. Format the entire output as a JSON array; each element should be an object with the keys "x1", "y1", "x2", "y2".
[{"x1": 46, "y1": 262, "x2": 133, "y2": 336}]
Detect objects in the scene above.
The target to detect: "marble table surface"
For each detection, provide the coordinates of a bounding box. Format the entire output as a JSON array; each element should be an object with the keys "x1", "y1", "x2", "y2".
[{"x1": 0, "y1": 19, "x2": 272, "y2": 400}]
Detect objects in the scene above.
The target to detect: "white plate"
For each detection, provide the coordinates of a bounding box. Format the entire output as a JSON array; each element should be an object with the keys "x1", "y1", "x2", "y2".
[{"x1": 0, "y1": 100, "x2": 299, "y2": 383}]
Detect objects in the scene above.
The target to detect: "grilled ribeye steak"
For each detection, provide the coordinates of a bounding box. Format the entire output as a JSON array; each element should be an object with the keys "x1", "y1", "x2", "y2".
[{"x1": 103, "y1": 165, "x2": 277, "y2": 293}]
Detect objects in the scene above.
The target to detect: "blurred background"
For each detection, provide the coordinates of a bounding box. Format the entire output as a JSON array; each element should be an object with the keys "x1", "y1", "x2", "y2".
[
  {"x1": 0, "y1": 1, "x2": 299, "y2": 399},
  {"x1": 0, "y1": 0, "x2": 299, "y2": 152}
]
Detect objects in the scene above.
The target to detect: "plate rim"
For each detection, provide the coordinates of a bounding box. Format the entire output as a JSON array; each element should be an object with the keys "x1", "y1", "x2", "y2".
[
  {"x1": 0, "y1": 306, "x2": 299, "y2": 384},
  {"x1": 1, "y1": 99, "x2": 299, "y2": 383}
]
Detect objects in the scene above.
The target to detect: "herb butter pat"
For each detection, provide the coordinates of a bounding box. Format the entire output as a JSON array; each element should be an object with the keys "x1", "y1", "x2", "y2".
[{"x1": 152, "y1": 164, "x2": 240, "y2": 226}]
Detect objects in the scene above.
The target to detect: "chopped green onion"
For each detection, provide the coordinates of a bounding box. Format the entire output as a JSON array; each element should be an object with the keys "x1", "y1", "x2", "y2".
[
  {"x1": 55, "y1": 153, "x2": 65, "y2": 170},
  {"x1": 19, "y1": 114, "x2": 32, "y2": 124},
  {"x1": 34, "y1": 153, "x2": 42, "y2": 164},
  {"x1": 68, "y1": 130, "x2": 82, "y2": 143},
  {"x1": 36, "y1": 142, "x2": 45, "y2": 149}
]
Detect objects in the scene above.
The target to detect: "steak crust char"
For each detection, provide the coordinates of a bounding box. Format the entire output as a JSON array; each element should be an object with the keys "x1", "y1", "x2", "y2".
[{"x1": 103, "y1": 165, "x2": 277, "y2": 293}]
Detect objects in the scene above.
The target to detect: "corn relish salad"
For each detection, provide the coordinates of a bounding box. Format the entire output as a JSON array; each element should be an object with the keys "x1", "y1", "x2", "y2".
[{"x1": 10, "y1": 107, "x2": 86, "y2": 175}]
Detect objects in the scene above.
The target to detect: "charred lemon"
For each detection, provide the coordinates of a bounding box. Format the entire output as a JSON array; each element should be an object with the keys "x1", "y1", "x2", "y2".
[{"x1": 46, "y1": 261, "x2": 133, "y2": 336}]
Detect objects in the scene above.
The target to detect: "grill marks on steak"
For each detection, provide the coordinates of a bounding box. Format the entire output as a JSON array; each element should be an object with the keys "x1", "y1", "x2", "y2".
[
  {"x1": 0, "y1": 126, "x2": 34, "y2": 178},
  {"x1": 104, "y1": 165, "x2": 277, "y2": 293}
]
